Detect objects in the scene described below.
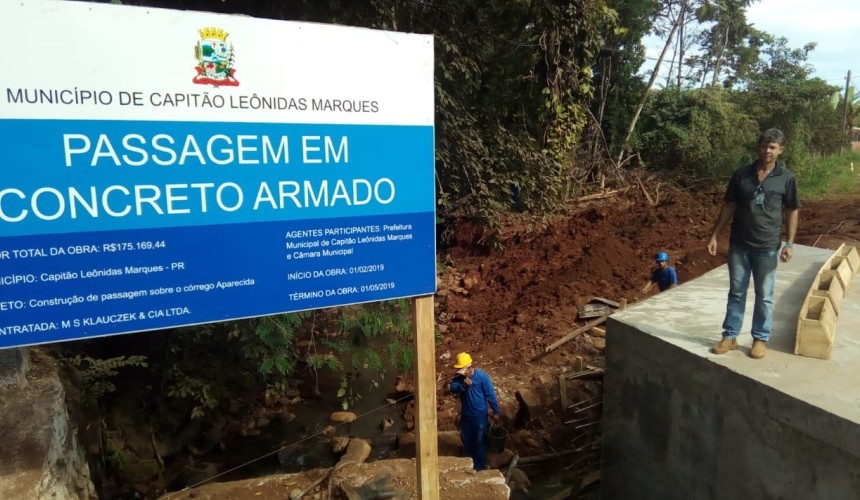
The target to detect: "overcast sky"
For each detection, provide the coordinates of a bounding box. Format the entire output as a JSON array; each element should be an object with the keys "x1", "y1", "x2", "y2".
[
  {"x1": 643, "y1": 0, "x2": 860, "y2": 87},
  {"x1": 747, "y1": 0, "x2": 859, "y2": 84}
]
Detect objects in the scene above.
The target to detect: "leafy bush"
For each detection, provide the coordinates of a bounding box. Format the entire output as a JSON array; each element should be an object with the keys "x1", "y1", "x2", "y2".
[
  {"x1": 331, "y1": 299, "x2": 414, "y2": 409},
  {"x1": 796, "y1": 151, "x2": 860, "y2": 199},
  {"x1": 634, "y1": 87, "x2": 758, "y2": 178},
  {"x1": 244, "y1": 313, "x2": 309, "y2": 379},
  {"x1": 60, "y1": 354, "x2": 148, "y2": 406}
]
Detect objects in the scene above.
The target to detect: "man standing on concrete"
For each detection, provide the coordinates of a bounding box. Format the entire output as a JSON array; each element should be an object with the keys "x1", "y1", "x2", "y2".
[
  {"x1": 450, "y1": 352, "x2": 500, "y2": 471},
  {"x1": 707, "y1": 128, "x2": 800, "y2": 359}
]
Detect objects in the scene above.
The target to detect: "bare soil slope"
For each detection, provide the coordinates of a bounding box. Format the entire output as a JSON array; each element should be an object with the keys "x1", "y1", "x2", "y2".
[{"x1": 433, "y1": 188, "x2": 860, "y2": 434}]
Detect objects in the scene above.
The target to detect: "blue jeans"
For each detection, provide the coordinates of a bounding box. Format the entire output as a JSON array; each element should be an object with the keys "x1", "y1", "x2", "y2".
[
  {"x1": 460, "y1": 415, "x2": 488, "y2": 470},
  {"x1": 722, "y1": 243, "x2": 779, "y2": 341}
]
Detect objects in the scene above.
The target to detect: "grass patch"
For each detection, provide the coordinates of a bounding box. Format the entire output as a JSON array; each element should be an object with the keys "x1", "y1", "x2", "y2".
[{"x1": 794, "y1": 151, "x2": 860, "y2": 200}]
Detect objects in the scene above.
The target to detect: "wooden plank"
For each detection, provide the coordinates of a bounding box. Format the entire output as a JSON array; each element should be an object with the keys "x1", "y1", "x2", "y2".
[
  {"x1": 559, "y1": 374, "x2": 568, "y2": 412},
  {"x1": 538, "y1": 316, "x2": 608, "y2": 358},
  {"x1": 836, "y1": 244, "x2": 860, "y2": 273},
  {"x1": 832, "y1": 257, "x2": 853, "y2": 292},
  {"x1": 563, "y1": 368, "x2": 605, "y2": 380},
  {"x1": 589, "y1": 326, "x2": 606, "y2": 337},
  {"x1": 814, "y1": 270, "x2": 845, "y2": 311},
  {"x1": 505, "y1": 454, "x2": 520, "y2": 484},
  {"x1": 517, "y1": 448, "x2": 580, "y2": 465},
  {"x1": 575, "y1": 187, "x2": 630, "y2": 203},
  {"x1": 794, "y1": 244, "x2": 860, "y2": 359},
  {"x1": 580, "y1": 470, "x2": 601, "y2": 490},
  {"x1": 412, "y1": 295, "x2": 439, "y2": 499},
  {"x1": 795, "y1": 245, "x2": 855, "y2": 360}
]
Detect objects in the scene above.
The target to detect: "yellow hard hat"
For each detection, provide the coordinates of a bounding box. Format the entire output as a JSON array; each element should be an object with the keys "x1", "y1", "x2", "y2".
[{"x1": 454, "y1": 352, "x2": 473, "y2": 369}]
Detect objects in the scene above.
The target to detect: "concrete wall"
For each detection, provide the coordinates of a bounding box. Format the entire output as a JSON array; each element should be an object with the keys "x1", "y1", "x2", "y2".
[
  {"x1": 600, "y1": 245, "x2": 860, "y2": 499},
  {"x1": 0, "y1": 348, "x2": 28, "y2": 388},
  {"x1": 0, "y1": 349, "x2": 96, "y2": 500},
  {"x1": 601, "y1": 321, "x2": 860, "y2": 499}
]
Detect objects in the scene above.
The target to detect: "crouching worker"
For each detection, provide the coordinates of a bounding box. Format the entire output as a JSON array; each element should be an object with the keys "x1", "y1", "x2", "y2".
[
  {"x1": 641, "y1": 251, "x2": 679, "y2": 294},
  {"x1": 450, "y1": 352, "x2": 500, "y2": 471}
]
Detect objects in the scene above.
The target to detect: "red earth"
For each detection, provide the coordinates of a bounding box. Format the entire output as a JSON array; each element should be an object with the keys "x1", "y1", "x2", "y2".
[
  {"x1": 430, "y1": 185, "x2": 860, "y2": 487},
  {"x1": 437, "y1": 188, "x2": 860, "y2": 371}
]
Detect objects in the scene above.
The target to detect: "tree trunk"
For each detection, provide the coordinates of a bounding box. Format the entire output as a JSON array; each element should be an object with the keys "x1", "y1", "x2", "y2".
[
  {"x1": 616, "y1": 3, "x2": 686, "y2": 164},
  {"x1": 676, "y1": 4, "x2": 686, "y2": 88},
  {"x1": 710, "y1": 24, "x2": 730, "y2": 86}
]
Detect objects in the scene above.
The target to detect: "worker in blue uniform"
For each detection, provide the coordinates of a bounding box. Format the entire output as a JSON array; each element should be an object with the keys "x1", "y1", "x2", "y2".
[
  {"x1": 642, "y1": 251, "x2": 679, "y2": 294},
  {"x1": 450, "y1": 352, "x2": 500, "y2": 471}
]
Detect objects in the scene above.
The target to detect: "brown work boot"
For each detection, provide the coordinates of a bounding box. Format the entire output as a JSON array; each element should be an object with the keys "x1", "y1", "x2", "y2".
[
  {"x1": 750, "y1": 340, "x2": 767, "y2": 359},
  {"x1": 711, "y1": 337, "x2": 738, "y2": 354}
]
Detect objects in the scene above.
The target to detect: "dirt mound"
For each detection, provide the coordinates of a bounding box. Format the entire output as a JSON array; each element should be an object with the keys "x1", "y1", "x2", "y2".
[
  {"x1": 435, "y1": 188, "x2": 860, "y2": 434},
  {"x1": 437, "y1": 187, "x2": 726, "y2": 365},
  {"x1": 427, "y1": 186, "x2": 860, "y2": 499}
]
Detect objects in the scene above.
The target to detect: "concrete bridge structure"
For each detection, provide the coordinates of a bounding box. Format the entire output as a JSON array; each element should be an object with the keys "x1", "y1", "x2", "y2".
[{"x1": 602, "y1": 244, "x2": 860, "y2": 500}]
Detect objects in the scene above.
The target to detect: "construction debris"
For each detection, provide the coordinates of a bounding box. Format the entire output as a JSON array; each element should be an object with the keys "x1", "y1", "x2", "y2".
[
  {"x1": 577, "y1": 303, "x2": 612, "y2": 319},
  {"x1": 538, "y1": 316, "x2": 608, "y2": 358},
  {"x1": 577, "y1": 296, "x2": 620, "y2": 319}
]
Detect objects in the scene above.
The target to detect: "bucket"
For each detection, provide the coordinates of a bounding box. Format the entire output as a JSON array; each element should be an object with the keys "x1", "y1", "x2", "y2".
[{"x1": 485, "y1": 425, "x2": 508, "y2": 453}]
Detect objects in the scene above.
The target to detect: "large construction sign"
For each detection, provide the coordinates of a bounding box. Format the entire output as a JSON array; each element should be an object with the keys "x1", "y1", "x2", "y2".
[{"x1": 0, "y1": 0, "x2": 435, "y2": 348}]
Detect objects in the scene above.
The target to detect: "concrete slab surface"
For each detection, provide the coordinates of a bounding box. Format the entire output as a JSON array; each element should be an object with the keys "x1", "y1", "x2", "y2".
[
  {"x1": 601, "y1": 244, "x2": 860, "y2": 500},
  {"x1": 613, "y1": 244, "x2": 860, "y2": 424}
]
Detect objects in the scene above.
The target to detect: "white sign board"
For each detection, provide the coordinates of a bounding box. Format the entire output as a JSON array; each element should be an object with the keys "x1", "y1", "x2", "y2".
[{"x1": 0, "y1": 0, "x2": 436, "y2": 348}]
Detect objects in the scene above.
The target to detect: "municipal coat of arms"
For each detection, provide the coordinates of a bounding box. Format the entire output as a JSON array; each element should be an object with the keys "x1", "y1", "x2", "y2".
[{"x1": 193, "y1": 27, "x2": 239, "y2": 86}]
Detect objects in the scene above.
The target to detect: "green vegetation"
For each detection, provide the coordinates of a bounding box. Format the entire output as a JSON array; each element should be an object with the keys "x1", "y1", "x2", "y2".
[
  {"x1": 61, "y1": 0, "x2": 852, "y2": 421},
  {"x1": 58, "y1": 300, "x2": 415, "y2": 419},
  {"x1": 634, "y1": 87, "x2": 759, "y2": 179},
  {"x1": 93, "y1": 0, "x2": 851, "y2": 223},
  {"x1": 144, "y1": 302, "x2": 414, "y2": 418},
  {"x1": 57, "y1": 5, "x2": 856, "y2": 494},
  {"x1": 330, "y1": 299, "x2": 413, "y2": 409},
  {"x1": 58, "y1": 354, "x2": 148, "y2": 406},
  {"x1": 798, "y1": 150, "x2": 860, "y2": 200}
]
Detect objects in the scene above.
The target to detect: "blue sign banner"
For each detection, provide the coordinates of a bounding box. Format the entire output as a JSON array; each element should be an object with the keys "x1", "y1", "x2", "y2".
[
  {"x1": 0, "y1": 2, "x2": 436, "y2": 349},
  {"x1": 0, "y1": 211, "x2": 435, "y2": 348},
  {"x1": 0, "y1": 120, "x2": 434, "y2": 236},
  {"x1": 0, "y1": 119, "x2": 436, "y2": 348}
]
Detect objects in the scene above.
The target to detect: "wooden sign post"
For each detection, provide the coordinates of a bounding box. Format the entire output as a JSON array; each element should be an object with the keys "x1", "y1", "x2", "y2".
[{"x1": 412, "y1": 295, "x2": 440, "y2": 498}]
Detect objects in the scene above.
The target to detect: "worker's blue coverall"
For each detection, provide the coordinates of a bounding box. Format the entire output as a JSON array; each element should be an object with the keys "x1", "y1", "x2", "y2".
[{"x1": 451, "y1": 368, "x2": 500, "y2": 470}]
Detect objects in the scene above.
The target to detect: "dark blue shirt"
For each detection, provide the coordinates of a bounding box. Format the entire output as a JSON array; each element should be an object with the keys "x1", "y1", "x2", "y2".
[
  {"x1": 725, "y1": 163, "x2": 800, "y2": 249},
  {"x1": 450, "y1": 368, "x2": 500, "y2": 417},
  {"x1": 650, "y1": 266, "x2": 678, "y2": 291}
]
